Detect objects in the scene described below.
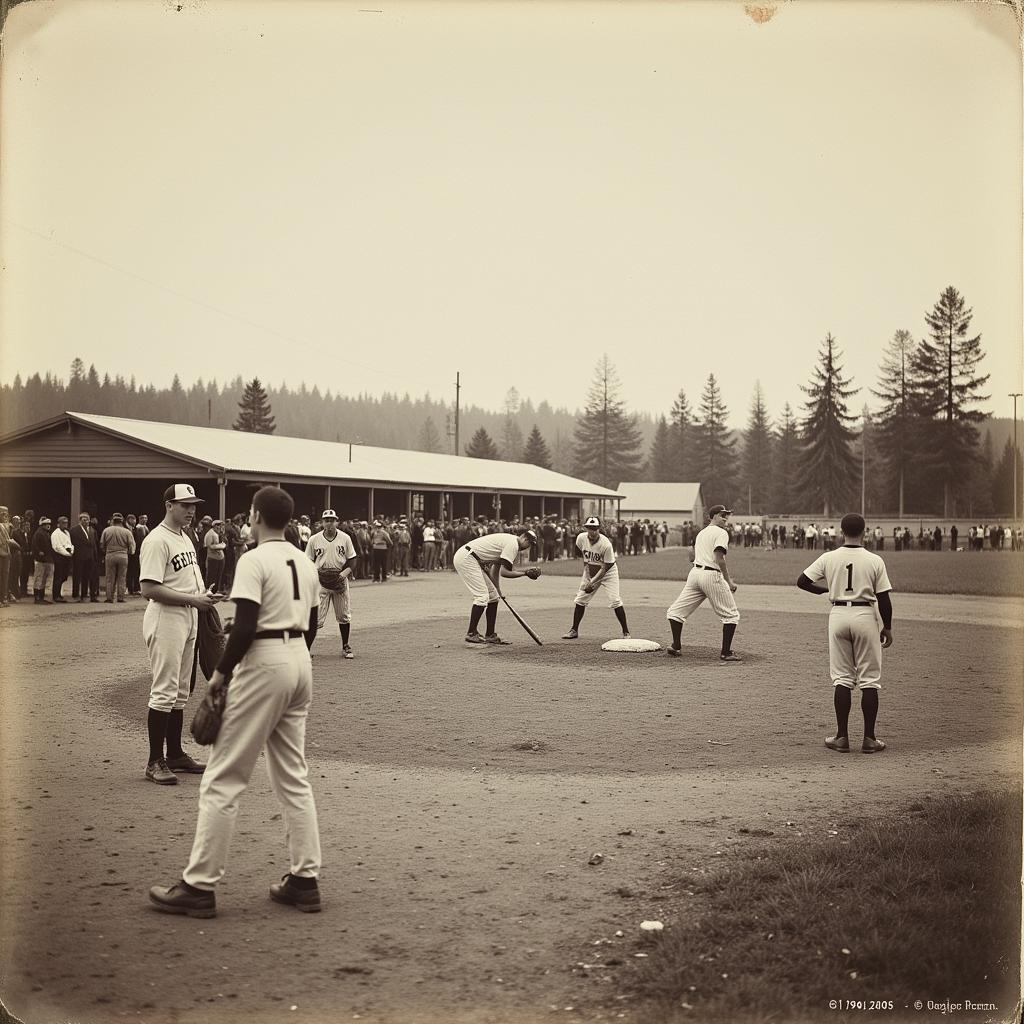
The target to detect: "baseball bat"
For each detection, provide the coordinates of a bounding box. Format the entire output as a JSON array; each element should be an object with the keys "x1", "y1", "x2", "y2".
[{"x1": 499, "y1": 592, "x2": 543, "y2": 645}]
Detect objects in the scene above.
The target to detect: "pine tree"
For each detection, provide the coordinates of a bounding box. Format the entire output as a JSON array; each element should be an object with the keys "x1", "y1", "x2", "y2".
[
  {"x1": 646, "y1": 415, "x2": 675, "y2": 481},
  {"x1": 523, "y1": 424, "x2": 553, "y2": 470},
  {"x1": 796, "y1": 333, "x2": 860, "y2": 517},
  {"x1": 692, "y1": 374, "x2": 736, "y2": 504},
  {"x1": 417, "y1": 416, "x2": 443, "y2": 453},
  {"x1": 669, "y1": 388, "x2": 695, "y2": 480},
  {"x1": 501, "y1": 417, "x2": 524, "y2": 462},
  {"x1": 572, "y1": 356, "x2": 644, "y2": 488},
  {"x1": 233, "y1": 378, "x2": 276, "y2": 434},
  {"x1": 991, "y1": 436, "x2": 1023, "y2": 516},
  {"x1": 465, "y1": 426, "x2": 499, "y2": 459},
  {"x1": 739, "y1": 382, "x2": 773, "y2": 513},
  {"x1": 871, "y1": 329, "x2": 918, "y2": 516},
  {"x1": 773, "y1": 403, "x2": 801, "y2": 513},
  {"x1": 912, "y1": 286, "x2": 990, "y2": 517}
]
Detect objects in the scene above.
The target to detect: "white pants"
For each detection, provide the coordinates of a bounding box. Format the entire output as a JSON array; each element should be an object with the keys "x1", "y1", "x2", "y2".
[
  {"x1": 454, "y1": 547, "x2": 498, "y2": 607},
  {"x1": 666, "y1": 567, "x2": 740, "y2": 625},
  {"x1": 574, "y1": 567, "x2": 623, "y2": 609},
  {"x1": 184, "y1": 638, "x2": 321, "y2": 890},
  {"x1": 828, "y1": 608, "x2": 882, "y2": 690},
  {"x1": 317, "y1": 583, "x2": 351, "y2": 627},
  {"x1": 143, "y1": 602, "x2": 198, "y2": 712}
]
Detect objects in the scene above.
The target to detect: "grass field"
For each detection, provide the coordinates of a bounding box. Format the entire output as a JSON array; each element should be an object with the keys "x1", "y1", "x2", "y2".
[
  {"x1": 624, "y1": 789, "x2": 1022, "y2": 1024},
  {"x1": 535, "y1": 546, "x2": 1024, "y2": 597}
]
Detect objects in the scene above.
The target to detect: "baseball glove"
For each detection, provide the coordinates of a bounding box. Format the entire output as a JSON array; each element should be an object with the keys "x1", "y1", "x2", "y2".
[
  {"x1": 197, "y1": 605, "x2": 227, "y2": 681},
  {"x1": 318, "y1": 567, "x2": 346, "y2": 592},
  {"x1": 190, "y1": 684, "x2": 227, "y2": 746},
  {"x1": 524, "y1": 567, "x2": 542, "y2": 580}
]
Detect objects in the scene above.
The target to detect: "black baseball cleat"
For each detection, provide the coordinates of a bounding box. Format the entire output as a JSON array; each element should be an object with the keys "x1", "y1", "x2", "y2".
[
  {"x1": 342, "y1": 645, "x2": 354, "y2": 660},
  {"x1": 166, "y1": 753, "x2": 206, "y2": 774},
  {"x1": 270, "y1": 874, "x2": 322, "y2": 913},
  {"x1": 465, "y1": 632, "x2": 487, "y2": 644},
  {"x1": 145, "y1": 758, "x2": 179, "y2": 785},
  {"x1": 861, "y1": 737, "x2": 886, "y2": 754},
  {"x1": 149, "y1": 882, "x2": 216, "y2": 918},
  {"x1": 484, "y1": 634, "x2": 511, "y2": 645},
  {"x1": 665, "y1": 646, "x2": 681, "y2": 658},
  {"x1": 825, "y1": 735, "x2": 851, "y2": 752},
  {"x1": 561, "y1": 629, "x2": 579, "y2": 640},
  {"x1": 719, "y1": 651, "x2": 743, "y2": 663}
]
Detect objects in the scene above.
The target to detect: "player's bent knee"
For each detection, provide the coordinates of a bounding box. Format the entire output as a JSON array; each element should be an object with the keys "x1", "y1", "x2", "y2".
[{"x1": 832, "y1": 680, "x2": 856, "y2": 690}]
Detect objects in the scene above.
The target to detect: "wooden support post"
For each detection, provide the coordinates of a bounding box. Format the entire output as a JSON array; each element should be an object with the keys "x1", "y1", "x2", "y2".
[{"x1": 70, "y1": 477, "x2": 82, "y2": 521}]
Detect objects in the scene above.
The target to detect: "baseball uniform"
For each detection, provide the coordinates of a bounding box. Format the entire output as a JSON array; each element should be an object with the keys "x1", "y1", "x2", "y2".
[
  {"x1": 306, "y1": 528, "x2": 357, "y2": 628},
  {"x1": 453, "y1": 532, "x2": 522, "y2": 607},
  {"x1": 182, "y1": 538, "x2": 322, "y2": 892},
  {"x1": 802, "y1": 546, "x2": 892, "y2": 690},
  {"x1": 666, "y1": 522, "x2": 740, "y2": 625},
  {"x1": 574, "y1": 531, "x2": 623, "y2": 608}
]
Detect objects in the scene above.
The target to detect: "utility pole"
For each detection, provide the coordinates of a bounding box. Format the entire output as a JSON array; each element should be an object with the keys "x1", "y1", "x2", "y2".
[
  {"x1": 1011, "y1": 393, "x2": 1022, "y2": 522},
  {"x1": 860, "y1": 406, "x2": 868, "y2": 517},
  {"x1": 454, "y1": 372, "x2": 461, "y2": 457}
]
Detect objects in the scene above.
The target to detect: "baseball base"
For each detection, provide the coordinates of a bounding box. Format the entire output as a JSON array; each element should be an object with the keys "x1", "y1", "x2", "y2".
[{"x1": 601, "y1": 638, "x2": 661, "y2": 653}]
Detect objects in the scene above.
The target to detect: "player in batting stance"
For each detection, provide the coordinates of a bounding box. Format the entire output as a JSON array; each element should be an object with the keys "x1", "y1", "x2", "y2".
[
  {"x1": 797, "y1": 512, "x2": 893, "y2": 753},
  {"x1": 453, "y1": 529, "x2": 540, "y2": 644},
  {"x1": 665, "y1": 504, "x2": 742, "y2": 662},
  {"x1": 562, "y1": 516, "x2": 630, "y2": 640},
  {"x1": 305, "y1": 510, "x2": 358, "y2": 659}
]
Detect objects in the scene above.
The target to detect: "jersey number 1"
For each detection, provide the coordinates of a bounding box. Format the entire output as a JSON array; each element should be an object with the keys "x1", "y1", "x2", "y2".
[
  {"x1": 287, "y1": 559, "x2": 299, "y2": 600},
  {"x1": 844, "y1": 563, "x2": 853, "y2": 592}
]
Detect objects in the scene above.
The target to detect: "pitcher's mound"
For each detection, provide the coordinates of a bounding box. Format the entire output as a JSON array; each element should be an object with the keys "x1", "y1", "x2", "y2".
[{"x1": 601, "y1": 638, "x2": 661, "y2": 653}]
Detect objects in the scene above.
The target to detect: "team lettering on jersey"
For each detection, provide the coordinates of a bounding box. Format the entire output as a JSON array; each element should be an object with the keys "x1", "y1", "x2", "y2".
[{"x1": 170, "y1": 550, "x2": 198, "y2": 573}]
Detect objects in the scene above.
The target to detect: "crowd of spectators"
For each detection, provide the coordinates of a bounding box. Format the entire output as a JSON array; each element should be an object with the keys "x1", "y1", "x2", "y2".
[{"x1": 760, "y1": 521, "x2": 1023, "y2": 552}]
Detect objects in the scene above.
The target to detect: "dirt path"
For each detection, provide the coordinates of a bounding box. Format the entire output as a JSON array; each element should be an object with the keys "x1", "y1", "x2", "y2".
[{"x1": 1, "y1": 575, "x2": 1020, "y2": 1024}]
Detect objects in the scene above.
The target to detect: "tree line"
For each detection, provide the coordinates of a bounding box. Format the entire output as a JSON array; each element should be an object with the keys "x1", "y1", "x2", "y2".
[{"x1": 1, "y1": 285, "x2": 1019, "y2": 517}]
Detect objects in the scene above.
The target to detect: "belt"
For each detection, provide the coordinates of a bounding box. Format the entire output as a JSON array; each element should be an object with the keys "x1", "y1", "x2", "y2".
[
  {"x1": 253, "y1": 629, "x2": 304, "y2": 639},
  {"x1": 831, "y1": 601, "x2": 872, "y2": 607},
  {"x1": 694, "y1": 563, "x2": 720, "y2": 572}
]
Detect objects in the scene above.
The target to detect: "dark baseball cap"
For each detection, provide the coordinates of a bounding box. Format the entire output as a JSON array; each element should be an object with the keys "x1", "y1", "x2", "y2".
[
  {"x1": 164, "y1": 483, "x2": 204, "y2": 504},
  {"x1": 708, "y1": 504, "x2": 733, "y2": 516}
]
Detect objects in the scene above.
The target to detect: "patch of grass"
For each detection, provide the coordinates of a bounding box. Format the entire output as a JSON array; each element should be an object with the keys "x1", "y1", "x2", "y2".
[
  {"x1": 624, "y1": 789, "x2": 1022, "y2": 1023},
  {"x1": 537, "y1": 548, "x2": 1024, "y2": 597}
]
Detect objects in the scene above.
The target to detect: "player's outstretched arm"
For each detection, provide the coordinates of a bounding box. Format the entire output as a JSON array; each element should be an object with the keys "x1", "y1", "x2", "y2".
[{"x1": 796, "y1": 573, "x2": 828, "y2": 595}]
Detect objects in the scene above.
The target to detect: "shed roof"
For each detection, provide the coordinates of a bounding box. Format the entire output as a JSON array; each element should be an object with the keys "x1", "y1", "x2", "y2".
[
  {"x1": 617, "y1": 482, "x2": 702, "y2": 512},
  {"x1": 2, "y1": 413, "x2": 621, "y2": 498}
]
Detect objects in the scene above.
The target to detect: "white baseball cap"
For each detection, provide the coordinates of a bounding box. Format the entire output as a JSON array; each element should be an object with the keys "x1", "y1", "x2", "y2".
[
  {"x1": 584, "y1": 516, "x2": 601, "y2": 528},
  {"x1": 163, "y1": 483, "x2": 204, "y2": 504},
  {"x1": 321, "y1": 509, "x2": 338, "y2": 520}
]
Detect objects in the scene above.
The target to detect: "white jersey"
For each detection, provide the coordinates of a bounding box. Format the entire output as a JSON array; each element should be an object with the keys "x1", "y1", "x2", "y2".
[
  {"x1": 464, "y1": 532, "x2": 522, "y2": 567},
  {"x1": 305, "y1": 529, "x2": 357, "y2": 570},
  {"x1": 576, "y1": 532, "x2": 617, "y2": 576},
  {"x1": 140, "y1": 522, "x2": 204, "y2": 594},
  {"x1": 231, "y1": 538, "x2": 320, "y2": 633},
  {"x1": 803, "y1": 545, "x2": 893, "y2": 604},
  {"x1": 693, "y1": 523, "x2": 730, "y2": 567}
]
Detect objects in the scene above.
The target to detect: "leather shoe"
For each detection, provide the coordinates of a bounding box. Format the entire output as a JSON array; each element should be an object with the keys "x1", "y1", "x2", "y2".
[
  {"x1": 270, "y1": 875, "x2": 321, "y2": 913},
  {"x1": 861, "y1": 737, "x2": 886, "y2": 754},
  {"x1": 149, "y1": 882, "x2": 216, "y2": 918},
  {"x1": 166, "y1": 753, "x2": 206, "y2": 774},
  {"x1": 145, "y1": 758, "x2": 179, "y2": 785},
  {"x1": 825, "y1": 735, "x2": 851, "y2": 752}
]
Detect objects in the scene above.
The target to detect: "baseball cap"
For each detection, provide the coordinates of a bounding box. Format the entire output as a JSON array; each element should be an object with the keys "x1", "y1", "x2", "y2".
[
  {"x1": 112, "y1": 512, "x2": 124, "y2": 521},
  {"x1": 584, "y1": 516, "x2": 601, "y2": 528},
  {"x1": 163, "y1": 483, "x2": 204, "y2": 504},
  {"x1": 708, "y1": 504, "x2": 733, "y2": 517},
  {"x1": 321, "y1": 509, "x2": 338, "y2": 520},
  {"x1": 40, "y1": 517, "x2": 52, "y2": 525},
  {"x1": 524, "y1": 529, "x2": 537, "y2": 541}
]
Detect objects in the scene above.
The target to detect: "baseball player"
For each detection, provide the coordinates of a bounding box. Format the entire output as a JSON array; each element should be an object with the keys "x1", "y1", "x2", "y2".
[
  {"x1": 562, "y1": 516, "x2": 630, "y2": 640},
  {"x1": 453, "y1": 529, "x2": 540, "y2": 644},
  {"x1": 149, "y1": 485, "x2": 323, "y2": 918},
  {"x1": 797, "y1": 512, "x2": 893, "y2": 754},
  {"x1": 665, "y1": 504, "x2": 742, "y2": 662},
  {"x1": 305, "y1": 509, "x2": 358, "y2": 659},
  {"x1": 140, "y1": 484, "x2": 219, "y2": 785}
]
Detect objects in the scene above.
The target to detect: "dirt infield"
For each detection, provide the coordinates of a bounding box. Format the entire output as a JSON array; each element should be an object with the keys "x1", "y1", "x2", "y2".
[{"x1": 1, "y1": 572, "x2": 1021, "y2": 1024}]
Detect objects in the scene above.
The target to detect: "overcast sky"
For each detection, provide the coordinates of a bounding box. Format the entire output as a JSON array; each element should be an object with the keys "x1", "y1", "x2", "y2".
[{"x1": 2, "y1": 0, "x2": 1021, "y2": 428}]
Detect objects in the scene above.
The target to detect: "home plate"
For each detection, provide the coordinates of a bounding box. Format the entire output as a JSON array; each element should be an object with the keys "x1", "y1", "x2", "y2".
[{"x1": 601, "y1": 638, "x2": 661, "y2": 653}]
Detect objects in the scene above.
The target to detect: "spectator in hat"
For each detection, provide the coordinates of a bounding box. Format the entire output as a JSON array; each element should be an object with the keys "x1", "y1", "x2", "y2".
[
  {"x1": 8, "y1": 513, "x2": 25, "y2": 603},
  {"x1": 71, "y1": 511, "x2": 101, "y2": 602},
  {"x1": 0, "y1": 506, "x2": 11, "y2": 608},
  {"x1": 101, "y1": 513, "x2": 136, "y2": 602},
  {"x1": 31, "y1": 517, "x2": 55, "y2": 604},
  {"x1": 50, "y1": 515, "x2": 75, "y2": 603},
  {"x1": 203, "y1": 520, "x2": 227, "y2": 594}
]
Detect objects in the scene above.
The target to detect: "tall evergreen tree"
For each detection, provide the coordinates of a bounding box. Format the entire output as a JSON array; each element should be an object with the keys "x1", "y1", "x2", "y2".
[
  {"x1": 772, "y1": 403, "x2": 801, "y2": 513},
  {"x1": 692, "y1": 374, "x2": 736, "y2": 504},
  {"x1": 911, "y1": 286, "x2": 990, "y2": 517},
  {"x1": 572, "y1": 355, "x2": 644, "y2": 488},
  {"x1": 669, "y1": 388, "x2": 695, "y2": 480},
  {"x1": 233, "y1": 377, "x2": 276, "y2": 434},
  {"x1": 417, "y1": 416, "x2": 443, "y2": 453},
  {"x1": 500, "y1": 417, "x2": 524, "y2": 462},
  {"x1": 871, "y1": 329, "x2": 918, "y2": 516},
  {"x1": 796, "y1": 333, "x2": 859, "y2": 517},
  {"x1": 465, "y1": 426, "x2": 499, "y2": 459},
  {"x1": 646, "y1": 415, "x2": 675, "y2": 481},
  {"x1": 522, "y1": 424, "x2": 553, "y2": 470},
  {"x1": 739, "y1": 382, "x2": 773, "y2": 514}
]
